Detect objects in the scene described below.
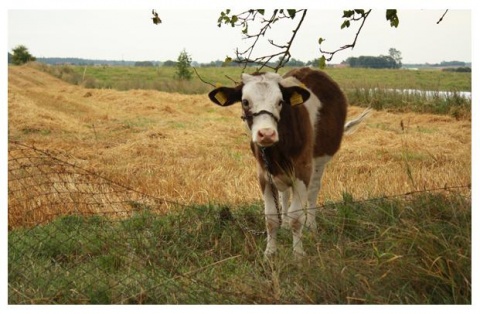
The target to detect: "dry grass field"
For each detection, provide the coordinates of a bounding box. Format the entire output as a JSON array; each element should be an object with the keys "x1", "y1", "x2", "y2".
[
  {"x1": 8, "y1": 65, "x2": 471, "y2": 226},
  {"x1": 8, "y1": 65, "x2": 472, "y2": 304}
]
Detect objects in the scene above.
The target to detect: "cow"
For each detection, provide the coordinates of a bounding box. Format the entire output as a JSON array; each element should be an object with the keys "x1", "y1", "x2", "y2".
[{"x1": 208, "y1": 67, "x2": 370, "y2": 257}]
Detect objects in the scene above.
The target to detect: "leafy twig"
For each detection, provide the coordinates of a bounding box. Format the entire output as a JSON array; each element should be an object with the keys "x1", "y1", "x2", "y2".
[
  {"x1": 319, "y1": 10, "x2": 372, "y2": 63},
  {"x1": 193, "y1": 67, "x2": 239, "y2": 87},
  {"x1": 218, "y1": 9, "x2": 307, "y2": 73}
]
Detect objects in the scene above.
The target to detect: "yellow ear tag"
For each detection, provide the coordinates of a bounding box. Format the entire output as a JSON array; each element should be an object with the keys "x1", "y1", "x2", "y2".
[
  {"x1": 290, "y1": 92, "x2": 304, "y2": 106},
  {"x1": 214, "y1": 91, "x2": 227, "y2": 106}
]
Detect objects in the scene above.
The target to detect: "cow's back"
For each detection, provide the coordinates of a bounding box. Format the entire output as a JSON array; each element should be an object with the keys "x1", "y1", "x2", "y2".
[{"x1": 283, "y1": 67, "x2": 347, "y2": 156}]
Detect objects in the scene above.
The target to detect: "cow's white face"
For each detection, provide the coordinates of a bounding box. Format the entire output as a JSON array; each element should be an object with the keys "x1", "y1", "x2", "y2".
[
  {"x1": 208, "y1": 71, "x2": 311, "y2": 148},
  {"x1": 241, "y1": 73, "x2": 284, "y2": 147}
]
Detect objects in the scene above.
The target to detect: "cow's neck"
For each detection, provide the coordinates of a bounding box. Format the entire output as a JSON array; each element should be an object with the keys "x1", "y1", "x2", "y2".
[{"x1": 255, "y1": 144, "x2": 294, "y2": 178}]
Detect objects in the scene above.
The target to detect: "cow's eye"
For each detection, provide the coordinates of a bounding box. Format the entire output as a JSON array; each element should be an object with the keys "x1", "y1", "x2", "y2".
[{"x1": 242, "y1": 99, "x2": 249, "y2": 108}]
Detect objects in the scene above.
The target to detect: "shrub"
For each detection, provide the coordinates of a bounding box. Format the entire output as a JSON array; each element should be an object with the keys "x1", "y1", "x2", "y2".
[{"x1": 175, "y1": 49, "x2": 193, "y2": 80}]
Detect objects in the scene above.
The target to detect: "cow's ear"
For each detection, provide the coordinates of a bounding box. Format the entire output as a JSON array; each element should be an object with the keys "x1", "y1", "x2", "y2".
[
  {"x1": 280, "y1": 85, "x2": 310, "y2": 106},
  {"x1": 208, "y1": 86, "x2": 242, "y2": 107}
]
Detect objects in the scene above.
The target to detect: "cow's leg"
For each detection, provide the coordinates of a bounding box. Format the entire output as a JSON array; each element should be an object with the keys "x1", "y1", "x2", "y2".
[
  {"x1": 306, "y1": 155, "x2": 332, "y2": 229},
  {"x1": 279, "y1": 189, "x2": 291, "y2": 229},
  {"x1": 289, "y1": 179, "x2": 308, "y2": 256},
  {"x1": 263, "y1": 182, "x2": 280, "y2": 257}
]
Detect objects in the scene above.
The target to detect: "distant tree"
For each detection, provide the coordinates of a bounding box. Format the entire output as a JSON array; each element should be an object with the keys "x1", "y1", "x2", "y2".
[
  {"x1": 439, "y1": 60, "x2": 466, "y2": 67},
  {"x1": 388, "y1": 48, "x2": 402, "y2": 68},
  {"x1": 346, "y1": 55, "x2": 398, "y2": 69},
  {"x1": 11, "y1": 45, "x2": 36, "y2": 65},
  {"x1": 344, "y1": 57, "x2": 356, "y2": 67},
  {"x1": 200, "y1": 60, "x2": 223, "y2": 67},
  {"x1": 175, "y1": 49, "x2": 193, "y2": 80},
  {"x1": 442, "y1": 67, "x2": 471, "y2": 73},
  {"x1": 285, "y1": 58, "x2": 305, "y2": 67},
  {"x1": 162, "y1": 60, "x2": 176, "y2": 67},
  {"x1": 135, "y1": 61, "x2": 154, "y2": 67}
]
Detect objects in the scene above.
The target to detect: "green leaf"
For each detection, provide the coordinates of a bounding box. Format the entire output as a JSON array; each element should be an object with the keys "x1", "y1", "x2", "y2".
[
  {"x1": 287, "y1": 9, "x2": 296, "y2": 19},
  {"x1": 342, "y1": 10, "x2": 354, "y2": 18},
  {"x1": 318, "y1": 37, "x2": 325, "y2": 45},
  {"x1": 231, "y1": 15, "x2": 238, "y2": 24},
  {"x1": 341, "y1": 20, "x2": 351, "y2": 29},
  {"x1": 257, "y1": 9, "x2": 265, "y2": 15},
  {"x1": 386, "y1": 9, "x2": 399, "y2": 28},
  {"x1": 354, "y1": 9, "x2": 365, "y2": 15},
  {"x1": 386, "y1": 9, "x2": 396, "y2": 20}
]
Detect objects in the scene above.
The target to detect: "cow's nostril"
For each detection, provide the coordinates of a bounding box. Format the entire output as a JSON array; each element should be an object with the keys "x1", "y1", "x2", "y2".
[
  {"x1": 258, "y1": 129, "x2": 268, "y2": 138},
  {"x1": 257, "y1": 128, "x2": 277, "y2": 143}
]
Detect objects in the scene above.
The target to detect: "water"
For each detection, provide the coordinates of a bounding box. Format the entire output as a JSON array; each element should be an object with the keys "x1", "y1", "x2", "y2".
[
  {"x1": 388, "y1": 88, "x2": 470, "y2": 99},
  {"x1": 373, "y1": 88, "x2": 471, "y2": 99}
]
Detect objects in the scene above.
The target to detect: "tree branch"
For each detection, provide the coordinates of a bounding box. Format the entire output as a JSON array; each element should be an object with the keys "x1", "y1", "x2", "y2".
[
  {"x1": 437, "y1": 9, "x2": 449, "y2": 24},
  {"x1": 319, "y1": 10, "x2": 372, "y2": 62},
  {"x1": 192, "y1": 67, "x2": 215, "y2": 87},
  {"x1": 218, "y1": 9, "x2": 307, "y2": 73},
  {"x1": 275, "y1": 9, "x2": 307, "y2": 71}
]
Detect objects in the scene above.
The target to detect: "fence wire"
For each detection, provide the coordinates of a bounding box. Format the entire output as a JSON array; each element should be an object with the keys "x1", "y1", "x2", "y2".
[
  {"x1": 8, "y1": 140, "x2": 186, "y2": 229},
  {"x1": 7, "y1": 140, "x2": 275, "y2": 304},
  {"x1": 7, "y1": 140, "x2": 471, "y2": 304}
]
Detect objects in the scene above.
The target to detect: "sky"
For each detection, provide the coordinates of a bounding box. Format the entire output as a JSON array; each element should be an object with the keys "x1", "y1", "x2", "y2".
[{"x1": 5, "y1": 3, "x2": 473, "y2": 65}]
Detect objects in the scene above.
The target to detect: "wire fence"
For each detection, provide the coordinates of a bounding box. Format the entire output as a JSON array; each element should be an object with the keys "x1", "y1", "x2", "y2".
[
  {"x1": 8, "y1": 140, "x2": 186, "y2": 229},
  {"x1": 8, "y1": 140, "x2": 471, "y2": 304}
]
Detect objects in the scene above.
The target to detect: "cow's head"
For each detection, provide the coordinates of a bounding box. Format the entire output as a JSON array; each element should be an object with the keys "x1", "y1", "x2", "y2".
[{"x1": 208, "y1": 72, "x2": 310, "y2": 147}]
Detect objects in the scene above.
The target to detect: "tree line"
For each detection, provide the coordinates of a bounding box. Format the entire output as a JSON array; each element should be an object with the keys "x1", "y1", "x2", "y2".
[
  {"x1": 345, "y1": 55, "x2": 399, "y2": 69},
  {"x1": 9, "y1": 45, "x2": 470, "y2": 71}
]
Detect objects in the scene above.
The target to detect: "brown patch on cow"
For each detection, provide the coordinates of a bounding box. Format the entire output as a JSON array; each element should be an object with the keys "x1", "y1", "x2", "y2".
[{"x1": 283, "y1": 67, "x2": 347, "y2": 157}]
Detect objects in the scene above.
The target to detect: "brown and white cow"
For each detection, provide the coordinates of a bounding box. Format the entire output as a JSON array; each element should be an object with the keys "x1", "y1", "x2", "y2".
[{"x1": 208, "y1": 67, "x2": 369, "y2": 257}]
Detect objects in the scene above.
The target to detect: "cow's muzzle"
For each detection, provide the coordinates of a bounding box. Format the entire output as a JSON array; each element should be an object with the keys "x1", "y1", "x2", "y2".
[{"x1": 256, "y1": 128, "x2": 278, "y2": 147}]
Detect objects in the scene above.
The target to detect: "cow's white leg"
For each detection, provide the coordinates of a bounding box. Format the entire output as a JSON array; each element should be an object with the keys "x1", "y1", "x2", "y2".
[
  {"x1": 279, "y1": 189, "x2": 291, "y2": 229},
  {"x1": 306, "y1": 155, "x2": 332, "y2": 229},
  {"x1": 264, "y1": 183, "x2": 280, "y2": 257},
  {"x1": 289, "y1": 179, "x2": 308, "y2": 256}
]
